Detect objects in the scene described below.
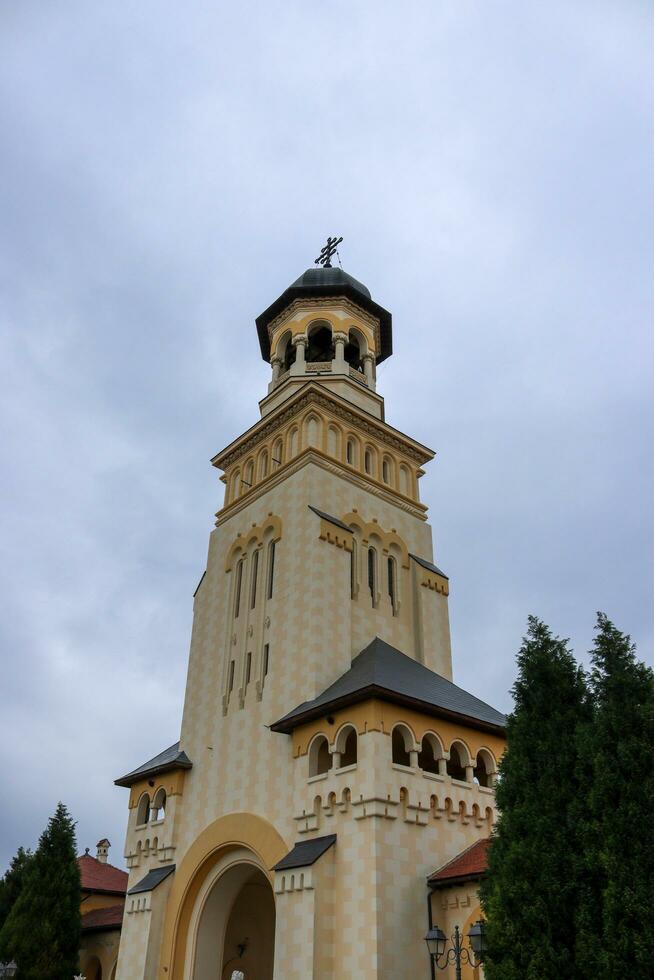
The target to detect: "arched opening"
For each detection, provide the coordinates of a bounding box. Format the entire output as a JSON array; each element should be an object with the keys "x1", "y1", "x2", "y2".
[
  {"x1": 382, "y1": 457, "x2": 391, "y2": 484},
  {"x1": 418, "y1": 734, "x2": 442, "y2": 775},
  {"x1": 152, "y1": 788, "x2": 166, "y2": 821},
  {"x1": 272, "y1": 438, "x2": 283, "y2": 468},
  {"x1": 258, "y1": 450, "x2": 269, "y2": 480},
  {"x1": 447, "y1": 742, "x2": 468, "y2": 781},
  {"x1": 474, "y1": 750, "x2": 495, "y2": 787},
  {"x1": 278, "y1": 331, "x2": 295, "y2": 372},
  {"x1": 344, "y1": 329, "x2": 364, "y2": 371},
  {"x1": 387, "y1": 556, "x2": 397, "y2": 614},
  {"x1": 84, "y1": 957, "x2": 102, "y2": 980},
  {"x1": 336, "y1": 726, "x2": 358, "y2": 768},
  {"x1": 364, "y1": 449, "x2": 372, "y2": 474},
  {"x1": 367, "y1": 546, "x2": 377, "y2": 604},
  {"x1": 308, "y1": 735, "x2": 332, "y2": 777},
  {"x1": 136, "y1": 793, "x2": 150, "y2": 826},
  {"x1": 391, "y1": 725, "x2": 412, "y2": 767},
  {"x1": 192, "y1": 861, "x2": 275, "y2": 980},
  {"x1": 306, "y1": 322, "x2": 334, "y2": 363}
]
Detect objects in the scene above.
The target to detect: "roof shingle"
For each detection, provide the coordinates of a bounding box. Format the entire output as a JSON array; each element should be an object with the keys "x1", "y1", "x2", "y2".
[
  {"x1": 78, "y1": 854, "x2": 128, "y2": 895},
  {"x1": 81, "y1": 904, "x2": 125, "y2": 932},
  {"x1": 428, "y1": 838, "x2": 490, "y2": 887}
]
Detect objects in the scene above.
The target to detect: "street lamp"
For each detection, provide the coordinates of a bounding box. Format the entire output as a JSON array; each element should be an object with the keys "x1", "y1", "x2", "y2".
[
  {"x1": 425, "y1": 920, "x2": 486, "y2": 979},
  {"x1": 0, "y1": 963, "x2": 18, "y2": 979}
]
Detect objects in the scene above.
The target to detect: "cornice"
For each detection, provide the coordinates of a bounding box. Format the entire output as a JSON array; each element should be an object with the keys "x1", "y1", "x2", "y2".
[{"x1": 211, "y1": 384, "x2": 434, "y2": 470}]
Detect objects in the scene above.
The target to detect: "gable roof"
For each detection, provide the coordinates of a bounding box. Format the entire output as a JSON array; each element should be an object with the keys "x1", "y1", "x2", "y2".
[
  {"x1": 428, "y1": 838, "x2": 490, "y2": 887},
  {"x1": 114, "y1": 741, "x2": 192, "y2": 788},
  {"x1": 78, "y1": 854, "x2": 128, "y2": 895},
  {"x1": 81, "y1": 904, "x2": 125, "y2": 933},
  {"x1": 270, "y1": 637, "x2": 506, "y2": 735}
]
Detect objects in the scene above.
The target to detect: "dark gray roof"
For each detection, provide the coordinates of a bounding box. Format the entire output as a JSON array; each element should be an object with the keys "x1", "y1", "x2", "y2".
[
  {"x1": 255, "y1": 266, "x2": 392, "y2": 364},
  {"x1": 410, "y1": 553, "x2": 449, "y2": 579},
  {"x1": 271, "y1": 637, "x2": 506, "y2": 735},
  {"x1": 308, "y1": 505, "x2": 353, "y2": 533},
  {"x1": 128, "y1": 864, "x2": 175, "y2": 895},
  {"x1": 272, "y1": 835, "x2": 337, "y2": 871},
  {"x1": 114, "y1": 742, "x2": 192, "y2": 788},
  {"x1": 193, "y1": 570, "x2": 206, "y2": 597}
]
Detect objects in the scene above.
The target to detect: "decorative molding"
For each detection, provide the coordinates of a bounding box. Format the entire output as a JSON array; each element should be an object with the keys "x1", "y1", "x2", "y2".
[
  {"x1": 267, "y1": 296, "x2": 381, "y2": 354},
  {"x1": 317, "y1": 518, "x2": 354, "y2": 552},
  {"x1": 419, "y1": 566, "x2": 450, "y2": 596},
  {"x1": 274, "y1": 867, "x2": 314, "y2": 895},
  {"x1": 213, "y1": 385, "x2": 432, "y2": 471},
  {"x1": 216, "y1": 450, "x2": 428, "y2": 528},
  {"x1": 224, "y1": 514, "x2": 282, "y2": 571}
]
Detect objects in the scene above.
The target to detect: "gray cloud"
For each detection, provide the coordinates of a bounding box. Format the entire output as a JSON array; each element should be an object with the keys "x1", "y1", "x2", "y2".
[{"x1": 1, "y1": 0, "x2": 653, "y2": 869}]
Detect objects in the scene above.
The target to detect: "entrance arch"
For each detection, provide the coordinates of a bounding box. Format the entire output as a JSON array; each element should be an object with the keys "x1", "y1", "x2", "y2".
[{"x1": 188, "y1": 847, "x2": 275, "y2": 980}]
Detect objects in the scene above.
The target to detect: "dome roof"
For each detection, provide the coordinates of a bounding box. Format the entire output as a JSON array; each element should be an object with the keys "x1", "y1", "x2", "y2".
[
  {"x1": 288, "y1": 266, "x2": 372, "y2": 299},
  {"x1": 256, "y1": 266, "x2": 392, "y2": 363}
]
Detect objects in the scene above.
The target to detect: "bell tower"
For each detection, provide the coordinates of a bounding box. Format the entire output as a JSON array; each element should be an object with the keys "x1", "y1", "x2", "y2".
[{"x1": 114, "y1": 249, "x2": 506, "y2": 980}]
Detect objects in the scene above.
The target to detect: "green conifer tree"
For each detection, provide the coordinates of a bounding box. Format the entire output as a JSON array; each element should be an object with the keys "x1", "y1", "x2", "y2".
[
  {"x1": 0, "y1": 847, "x2": 33, "y2": 950},
  {"x1": 576, "y1": 613, "x2": 654, "y2": 978},
  {"x1": 480, "y1": 616, "x2": 588, "y2": 980},
  {"x1": 0, "y1": 803, "x2": 81, "y2": 979}
]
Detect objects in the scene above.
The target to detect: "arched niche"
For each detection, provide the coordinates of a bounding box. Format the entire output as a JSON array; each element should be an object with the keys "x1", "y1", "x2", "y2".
[{"x1": 306, "y1": 320, "x2": 334, "y2": 363}]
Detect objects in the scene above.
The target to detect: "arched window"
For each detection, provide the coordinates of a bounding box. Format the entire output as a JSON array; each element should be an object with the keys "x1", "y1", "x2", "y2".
[
  {"x1": 272, "y1": 438, "x2": 283, "y2": 468},
  {"x1": 250, "y1": 550, "x2": 259, "y2": 609},
  {"x1": 136, "y1": 793, "x2": 150, "y2": 826},
  {"x1": 245, "y1": 651, "x2": 252, "y2": 689},
  {"x1": 258, "y1": 450, "x2": 269, "y2": 480},
  {"x1": 152, "y1": 788, "x2": 166, "y2": 821},
  {"x1": 231, "y1": 469, "x2": 241, "y2": 501},
  {"x1": 234, "y1": 557, "x2": 245, "y2": 618},
  {"x1": 336, "y1": 725, "x2": 358, "y2": 767},
  {"x1": 447, "y1": 742, "x2": 468, "y2": 781},
  {"x1": 243, "y1": 459, "x2": 254, "y2": 490},
  {"x1": 364, "y1": 449, "x2": 372, "y2": 474},
  {"x1": 266, "y1": 540, "x2": 276, "y2": 599},
  {"x1": 418, "y1": 734, "x2": 442, "y2": 775},
  {"x1": 350, "y1": 539, "x2": 358, "y2": 599},
  {"x1": 387, "y1": 556, "x2": 397, "y2": 614},
  {"x1": 288, "y1": 427, "x2": 299, "y2": 459},
  {"x1": 399, "y1": 464, "x2": 410, "y2": 496},
  {"x1": 327, "y1": 425, "x2": 340, "y2": 457},
  {"x1": 391, "y1": 726, "x2": 412, "y2": 766},
  {"x1": 309, "y1": 735, "x2": 332, "y2": 777},
  {"x1": 344, "y1": 329, "x2": 364, "y2": 371},
  {"x1": 346, "y1": 438, "x2": 355, "y2": 465},
  {"x1": 367, "y1": 547, "x2": 377, "y2": 604},
  {"x1": 279, "y1": 330, "x2": 295, "y2": 372},
  {"x1": 306, "y1": 322, "x2": 334, "y2": 363},
  {"x1": 474, "y1": 750, "x2": 495, "y2": 788}
]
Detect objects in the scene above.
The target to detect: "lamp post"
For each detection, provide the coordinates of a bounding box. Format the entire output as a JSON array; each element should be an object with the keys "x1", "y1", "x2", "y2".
[
  {"x1": 425, "y1": 920, "x2": 486, "y2": 979},
  {"x1": 0, "y1": 963, "x2": 18, "y2": 979}
]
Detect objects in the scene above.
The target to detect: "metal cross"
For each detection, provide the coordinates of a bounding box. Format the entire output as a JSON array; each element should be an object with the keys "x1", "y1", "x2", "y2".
[{"x1": 314, "y1": 236, "x2": 343, "y2": 268}]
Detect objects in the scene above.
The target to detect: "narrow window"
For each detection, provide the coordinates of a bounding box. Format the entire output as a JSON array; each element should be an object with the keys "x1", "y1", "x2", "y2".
[
  {"x1": 234, "y1": 559, "x2": 244, "y2": 618},
  {"x1": 267, "y1": 541, "x2": 276, "y2": 599},
  {"x1": 388, "y1": 557, "x2": 396, "y2": 614},
  {"x1": 346, "y1": 439, "x2": 353, "y2": 464},
  {"x1": 263, "y1": 643, "x2": 270, "y2": 677},
  {"x1": 250, "y1": 550, "x2": 259, "y2": 609},
  {"x1": 382, "y1": 458, "x2": 390, "y2": 484},
  {"x1": 368, "y1": 547, "x2": 377, "y2": 603},
  {"x1": 350, "y1": 540, "x2": 357, "y2": 599},
  {"x1": 228, "y1": 660, "x2": 235, "y2": 693},
  {"x1": 364, "y1": 449, "x2": 372, "y2": 474},
  {"x1": 245, "y1": 651, "x2": 252, "y2": 687}
]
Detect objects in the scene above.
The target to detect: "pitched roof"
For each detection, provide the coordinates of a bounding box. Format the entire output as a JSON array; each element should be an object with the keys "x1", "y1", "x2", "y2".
[
  {"x1": 81, "y1": 904, "x2": 125, "y2": 933},
  {"x1": 410, "y1": 553, "x2": 448, "y2": 579},
  {"x1": 428, "y1": 838, "x2": 490, "y2": 887},
  {"x1": 308, "y1": 505, "x2": 353, "y2": 533},
  {"x1": 272, "y1": 835, "x2": 337, "y2": 872},
  {"x1": 114, "y1": 741, "x2": 192, "y2": 787},
  {"x1": 270, "y1": 637, "x2": 506, "y2": 735},
  {"x1": 128, "y1": 864, "x2": 176, "y2": 895},
  {"x1": 78, "y1": 854, "x2": 128, "y2": 895}
]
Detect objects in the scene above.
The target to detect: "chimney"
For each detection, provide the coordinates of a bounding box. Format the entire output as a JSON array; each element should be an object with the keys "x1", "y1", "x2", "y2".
[{"x1": 96, "y1": 839, "x2": 111, "y2": 864}]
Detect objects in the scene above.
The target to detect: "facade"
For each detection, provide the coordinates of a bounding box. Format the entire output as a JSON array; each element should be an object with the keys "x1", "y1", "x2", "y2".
[
  {"x1": 113, "y1": 263, "x2": 506, "y2": 979},
  {"x1": 79, "y1": 839, "x2": 128, "y2": 980}
]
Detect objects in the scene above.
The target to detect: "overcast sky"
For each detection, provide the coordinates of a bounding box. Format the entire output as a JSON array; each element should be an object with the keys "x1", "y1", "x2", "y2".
[{"x1": 1, "y1": 2, "x2": 653, "y2": 872}]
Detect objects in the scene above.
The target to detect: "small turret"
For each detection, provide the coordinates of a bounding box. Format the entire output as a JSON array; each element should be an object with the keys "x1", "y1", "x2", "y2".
[{"x1": 96, "y1": 838, "x2": 111, "y2": 863}]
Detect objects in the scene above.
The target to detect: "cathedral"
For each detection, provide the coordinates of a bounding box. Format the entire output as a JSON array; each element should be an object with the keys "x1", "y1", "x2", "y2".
[{"x1": 112, "y1": 252, "x2": 507, "y2": 979}]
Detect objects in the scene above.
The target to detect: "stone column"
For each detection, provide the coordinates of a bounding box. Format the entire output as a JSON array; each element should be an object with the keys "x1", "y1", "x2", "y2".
[
  {"x1": 333, "y1": 331, "x2": 347, "y2": 373},
  {"x1": 363, "y1": 353, "x2": 375, "y2": 386},
  {"x1": 438, "y1": 757, "x2": 448, "y2": 778},
  {"x1": 465, "y1": 763, "x2": 475, "y2": 784},
  {"x1": 291, "y1": 335, "x2": 307, "y2": 375},
  {"x1": 271, "y1": 355, "x2": 282, "y2": 384},
  {"x1": 409, "y1": 748, "x2": 419, "y2": 769}
]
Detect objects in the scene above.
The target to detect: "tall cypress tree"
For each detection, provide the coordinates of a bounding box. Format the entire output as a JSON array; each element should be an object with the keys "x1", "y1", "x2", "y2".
[
  {"x1": 0, "y1": 847, "x2": 33, "y2": 950},
  {"x1": 576, "y1": 613, "x2": 654, "y2": 978},
  {"x1": 480, "y1": 616, "x2": 588, "y2": 980},
  {"x1": 0, "y1": 803, "x2": 81, "y2": 980}
]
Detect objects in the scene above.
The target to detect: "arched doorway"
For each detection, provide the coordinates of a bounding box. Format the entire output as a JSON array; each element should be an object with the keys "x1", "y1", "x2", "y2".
[
  {"x1": 191, "y1": 856, "x2": 275, "y2": 980},
  {"x1": 84, "y1": 956, "x2": 102, "y2": 980}
]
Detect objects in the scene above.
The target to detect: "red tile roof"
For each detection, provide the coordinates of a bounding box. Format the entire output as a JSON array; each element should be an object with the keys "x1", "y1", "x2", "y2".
[
  {"x1": 78, "y1": 854, "x2": 128, "y2": 895},
  {"x1": 81, "y1": 904, "x2": 125, "y2": 933},
  {"x1": 428, "y1": 838, "x2": 490, "y2": 887}
]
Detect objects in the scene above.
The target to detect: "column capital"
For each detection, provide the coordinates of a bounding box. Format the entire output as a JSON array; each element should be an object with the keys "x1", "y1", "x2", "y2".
[{"x1": 293, "y1": 334, "x2": 307, "y2": 347}]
